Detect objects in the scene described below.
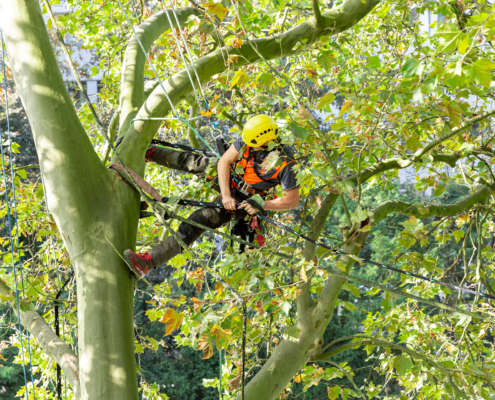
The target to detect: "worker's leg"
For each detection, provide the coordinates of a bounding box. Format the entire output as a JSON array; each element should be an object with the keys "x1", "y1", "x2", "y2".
[
  {"x1": 124, "y1": 196, "x2": 247, "y2": 277},
  {"x1": 146, "y1": 146, "x2": 210, "y2": 174},
  {"x1": 148, "y1": 206, "x2": 234, "y2": 266}
]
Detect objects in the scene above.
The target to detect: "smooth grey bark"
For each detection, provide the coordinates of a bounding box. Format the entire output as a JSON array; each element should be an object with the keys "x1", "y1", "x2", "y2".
[
  {"x1": 119, "y1": 7, "x2": 201, "y2": 132},
  {"x1": 372, "y1": 184, "x2": 493, "y2": 223},
  {"x1": 0, "y1": 1, "x2": 139, "y2": 399},
  {"x1": 0, "y1": 280, "x2": 81, "y2": 398}
]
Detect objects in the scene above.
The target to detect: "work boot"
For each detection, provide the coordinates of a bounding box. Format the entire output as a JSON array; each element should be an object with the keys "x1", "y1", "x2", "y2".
[{"x1": 123, "y1": 250, "x2": 156, "y2": 278}]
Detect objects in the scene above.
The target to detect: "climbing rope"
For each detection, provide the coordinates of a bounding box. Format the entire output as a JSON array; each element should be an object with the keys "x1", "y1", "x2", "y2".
[
  {"x1": 41, "y1": 174, "x2": 69, "y2": 400},
  {"x1": 115, "y1": 0, "x2": 220, "y2": 157},
  {"x1": 159, "y1": 0, "x2": 221, "y2": 137},
  {"x1": 1, "y1": 29, "x2": 37, "y2": 400},
  {"x1": 156, "y1": 194, "x2": 495, "y2": 302},
  {"x1": 53, "y1": 272, "x2": 73, "y2": 400}
]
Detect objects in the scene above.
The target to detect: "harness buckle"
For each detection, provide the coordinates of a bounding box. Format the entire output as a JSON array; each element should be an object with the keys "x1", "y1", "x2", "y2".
[{"x1": 237, "y1": 180, "x2": 251, "y2": 196}]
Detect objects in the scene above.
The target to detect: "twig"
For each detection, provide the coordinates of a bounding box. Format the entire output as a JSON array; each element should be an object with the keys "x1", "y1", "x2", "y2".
[{"x1": 311, "y1": 0, "x2": 324, "y2": 28}]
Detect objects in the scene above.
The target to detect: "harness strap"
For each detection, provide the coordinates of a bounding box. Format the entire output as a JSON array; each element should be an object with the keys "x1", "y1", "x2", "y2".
[{"x1": 109, "y1": 163, "x2": 162, "y2": 201}]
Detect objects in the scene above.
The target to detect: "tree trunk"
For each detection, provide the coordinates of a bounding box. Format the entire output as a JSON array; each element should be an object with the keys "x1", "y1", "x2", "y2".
[{"x1": 0, "y1": 1, "x2": 140, "y2": 399}]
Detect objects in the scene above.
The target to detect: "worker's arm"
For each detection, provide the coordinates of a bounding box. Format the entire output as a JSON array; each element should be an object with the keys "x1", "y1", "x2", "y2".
[
  {"x1": 218, "y1": 144, "x2": 240, "y2": 210},
  {"x1": 239, "y1": 188, "x2": 300, "y2": 215}
]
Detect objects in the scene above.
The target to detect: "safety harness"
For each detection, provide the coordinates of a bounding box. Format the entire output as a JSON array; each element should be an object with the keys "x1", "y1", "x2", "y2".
[{"x1": 136, "y1": 135, "x2": 271, "y2": 251}]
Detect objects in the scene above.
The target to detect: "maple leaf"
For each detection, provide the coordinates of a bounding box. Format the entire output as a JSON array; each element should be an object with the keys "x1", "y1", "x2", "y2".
[
  {"x1": 191, "y1": 297, "x2": 202, "y2": 314},
  {"x1": 159, "y1": 308, "x2": 184, "y2": 336},
  {"x1": 232, "y1": 37, "x2": 243, "y2": 48},
  {"x1": 203, "y1": 2, "x2": 228, "y2": 21},
  {"x1": 211, "y1": 325, "x2": 232, "y2": 349},
  {"x1": 306, "y1": 68, "x2": 318, "y2": 77},
  {"x1": 297, "y1": 103, "x2": 314, "y2": 120},
  {"x1": 229, "y1": 375, "x2": 241, "y2": 390},
  {"x1": 197, "y1": 334, "x2": 214, "y2": 359},
  {"x1": 255, "y1": 299, "x2": 265, "y2": 316}
]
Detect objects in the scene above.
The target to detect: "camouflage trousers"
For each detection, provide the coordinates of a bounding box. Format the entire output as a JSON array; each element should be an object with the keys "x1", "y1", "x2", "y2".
[{"x1": 146, "y1": 146, "x2": 247, "y2": 268}]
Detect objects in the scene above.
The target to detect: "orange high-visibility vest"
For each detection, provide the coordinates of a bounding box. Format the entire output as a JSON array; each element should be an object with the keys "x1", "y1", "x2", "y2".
[{"x1": 235, "y1": 146, "x2": 290, "y2": 186}]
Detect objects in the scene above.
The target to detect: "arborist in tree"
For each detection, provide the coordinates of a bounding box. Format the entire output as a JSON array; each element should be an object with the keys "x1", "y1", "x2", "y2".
[{"x1": 123, "y1": 114, "x2": 300, "y2": 278}]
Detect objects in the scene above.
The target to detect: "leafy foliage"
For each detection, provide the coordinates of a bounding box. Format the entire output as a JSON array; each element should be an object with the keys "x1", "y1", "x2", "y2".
[{"x1": 3, "y1": 0, "x2": 495, "y2": 398}]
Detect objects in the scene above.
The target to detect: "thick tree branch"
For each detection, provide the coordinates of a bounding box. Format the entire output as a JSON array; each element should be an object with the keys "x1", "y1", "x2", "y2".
[
  {"x1": 371, "y1": 185, "x2": 493, "y2": 224},
  {"x1": 185, "y1": 96, "x2": 200, "y2": 148},
  {"x1": 118, "y1": 0, "x2": 381, "y2": 172},
  {"x1": 411, "y1": 108, "x2": 495, "y2": 162},
  {"x1": 0, "y1": 0, "x2": 115, "y2": 233},
  {"x1": 0, "y1": 280, "x2": 80, "y2": 398},
  {"x1": 119, "y1": 7, "x2": 201, "y2": 132},
  {"x1": 315, "y1": 228, "x2": 370, "y2": 322}
]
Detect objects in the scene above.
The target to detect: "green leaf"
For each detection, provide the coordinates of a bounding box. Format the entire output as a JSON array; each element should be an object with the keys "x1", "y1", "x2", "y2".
[
  {"x1": 365, "y1": 55, "x2": 380, "y2": 69},
  {"x1": 433, "y1": 185, "x2": 446, "y2": 197},
  {"x1": 459, "y1": 142, "x2": 475, "y2": 154},
  {"x1": 401, "y1": 58, "x2": 423, "y2": 79},
  {"x1": 401, "y1": 216, "x2": 418, "y2": 230},
  {"x1": 343, "y1": 283, "x2": 361, "y2": 297},
  {"x1": 412, "y1": 87, "x2": 424, "y2": 104},
  {"x1": 17, "y1": 169, "x2": 27, "y2": 179},
  {"x1": 284, "y1": 326, "x2": 301, "y2": 342},
  {"x1": 336, "y1": 180, "x2": 355, "y2": 194},
  {"x1": 317, "y1": 92, "x2": 336, "y2": 109},
  {"x1": 230, "y1": 70, "x2": 248, "y2": 87},
  {"x1": 394, "y1": 356, "x2": 412, "y2": 376},
  {"x1": 422, "y1": 75, "x2": 438, "y2": 93},
  {"x1": 263, "y1": 151, "x2": 282, "y2": 171},
  {"x1": 327, "y1": 386, "x2": 341, "y2": 400},
  {"x1": 436, "y1": 22, "x2": 461, "y2": 52},
  {"x1": 169, "y1": 253, "x2": 187, "y2": 268},
  {"x1": 311, "y1": 168, "x2": 332, "y2": 181},
  {"x1": 405, "y1": 136, "x2": 421, "y2": 150},
  {"x1": 381, "y1": 297, "x2": 392, "y2": 312},
  {"x1": 452, "y1": 230, "x2": 465, "y2": 243},
  {"x1": 454, "y1": 58, "x2": 463, "y2": 76},
  {"x1": 235, "y1": 164, "x2": 245, "y2": 174},
  {"x1": 467, "y1": 59, "x2": 495, "y2": 88},
  {"x1": 250, "y1": 194, "x2": 265, "y2": 209},
  {"x1": 10, "y1": 142, "x2": 21, "y2": 154},
  {"x1": 166, "y1": 196, "x2": 181, "y2": 205},
  {"x1": 351, "y1": 206, "x2": 368, "y2": 224},
  {"x1": 340, "y1": 300, "x2": 357, "y2": 311},
  {"x1": 289, "y1": 122, "x2": 309, "y2": 139},
  {"x1": 458, "y1": 35, "x2": 469, "y2": 54}
]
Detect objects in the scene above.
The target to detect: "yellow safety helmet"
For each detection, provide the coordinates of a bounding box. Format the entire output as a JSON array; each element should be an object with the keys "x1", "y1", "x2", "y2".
[{"x1": 242, "y1": 114, "x2": 279, "y2": 147}]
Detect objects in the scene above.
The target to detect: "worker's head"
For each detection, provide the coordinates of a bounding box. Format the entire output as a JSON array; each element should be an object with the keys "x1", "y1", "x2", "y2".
[{"x1": 242, "y1": 114, "x2": 278, "y2": 148}]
